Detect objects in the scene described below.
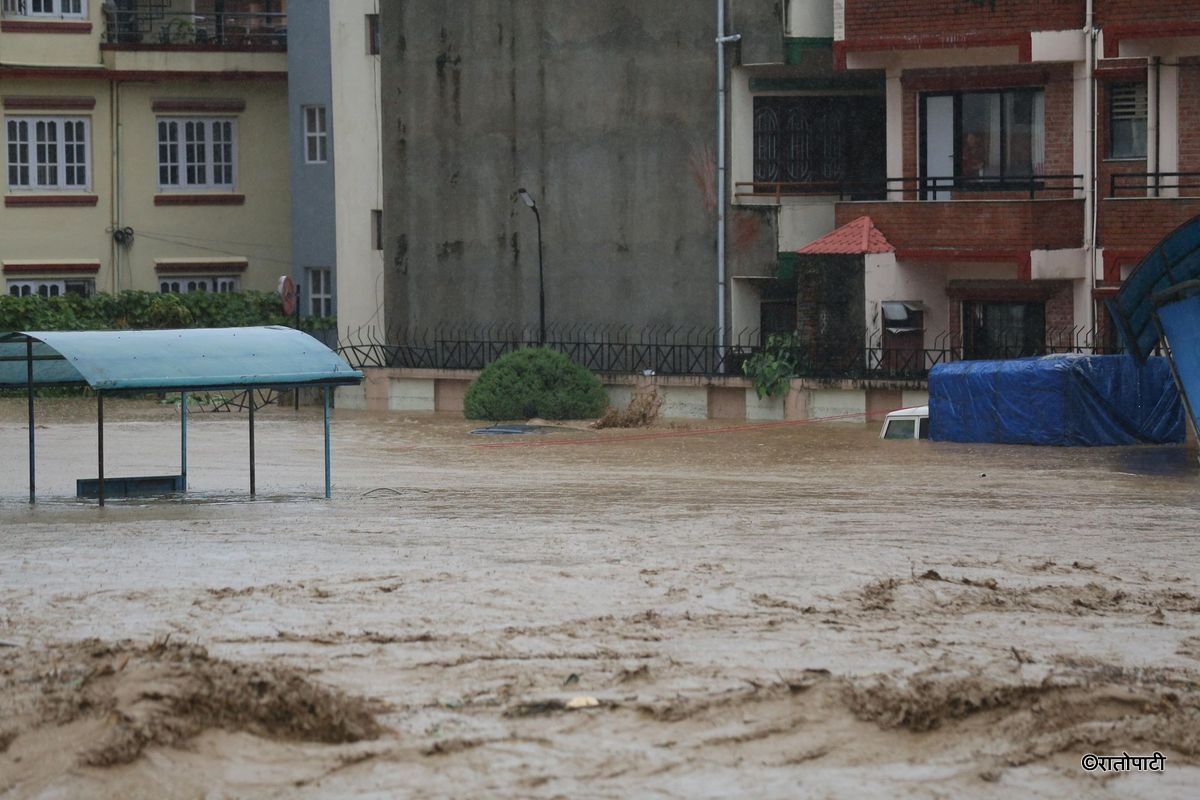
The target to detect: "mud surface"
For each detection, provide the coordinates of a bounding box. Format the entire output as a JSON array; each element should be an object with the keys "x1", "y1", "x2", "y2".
[{"x1": 1, "y1": 398, "x2": 1199, "y2": 798}]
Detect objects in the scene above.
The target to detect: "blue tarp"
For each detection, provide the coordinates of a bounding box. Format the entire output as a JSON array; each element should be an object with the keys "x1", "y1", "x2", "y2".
[{"x1": 929, "y1": 355, "x2": 1185, "y2": 446}]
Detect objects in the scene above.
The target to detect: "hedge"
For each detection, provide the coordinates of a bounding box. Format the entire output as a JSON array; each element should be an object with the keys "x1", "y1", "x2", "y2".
[{"x1": 0, "y1": 290, "x2": 334, "y2": 333}]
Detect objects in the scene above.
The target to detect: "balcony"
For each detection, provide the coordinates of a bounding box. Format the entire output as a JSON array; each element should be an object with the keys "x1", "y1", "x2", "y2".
[
  {"x1": 841, "y1": 0, "x2": 1083, "y2": 45},
  {"x1": 737, "y1": 174, "x2": 1082, "y2": 204},
  {"x1": 825, "y1": 175, "x2": 1085, "y2": 257},
  {"x1": 103, "y1": 8, "x2": 286, "y2": 51},
  {"x1": 1101, "y1": 172, "x2": 1200, "y2": 255}
]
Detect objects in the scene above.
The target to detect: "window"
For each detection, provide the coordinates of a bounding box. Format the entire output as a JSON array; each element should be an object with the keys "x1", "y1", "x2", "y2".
[
  {"x1": 3, "y1": 0, "x2": 85, "y2": 18},
  {"x1": 304, "y1": 106, "x2": 328, "y2": 164},
  {"x1": 7, "y1": 278, "x2": 92, "y2": 297},
  {"x1": 156, "y1": 117, "x2": 236, "y2": 190},
  {"x1": 920, "y1": 89, "x2": 1045, "y2": 194},
  {"x1": 1109, "y1": 82, "x2": 1147, "y2": 160},
  {"x1": 366, "y1": 14, "x2": 380, "y2": 55},
  {"x1": 307, "y1": 267, "x2": 333, "y2": 317},
  {"x1": 6, "y1": 117, "x2": 89, "y2": 190},
  {"x1": 371, "y1": 209, "x2": 383, "y2": 250},
  {"x1": 962, "y1": 300, "x2": 1045, "y2": 360},
  {"x1": 751, "y1": 95, "x2": 885, "y2": 198},
  {"x1": 879, "y1": 301, "x2": 924, "y2": 375},
  {"x1": 158, "y1": 276, "x2": 239, "y2": 294}
]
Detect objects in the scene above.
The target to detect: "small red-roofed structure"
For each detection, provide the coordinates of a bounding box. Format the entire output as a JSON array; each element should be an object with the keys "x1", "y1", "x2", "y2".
[{"x1": 797, "y1": 216, "x2": 894, "y2": 256}]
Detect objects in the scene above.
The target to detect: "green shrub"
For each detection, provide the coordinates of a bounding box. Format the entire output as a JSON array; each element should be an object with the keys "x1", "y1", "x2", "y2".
[
  {"x1": 742, "y1": 332, "x2": 801, "y2": 399},
  {"x1": 463, "y1": 347, "x2": 609, "y2": 421},
  {"x1": 0, "y1": 290, "x2": 334, "y2": 333}
]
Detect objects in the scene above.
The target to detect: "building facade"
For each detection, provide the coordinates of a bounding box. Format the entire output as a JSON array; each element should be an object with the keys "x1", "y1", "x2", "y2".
[
  {"x1": 1, "y1": 0, "x2": 290, "y2": 299},
  {"x1": 286, "y1": 0, "x2": 382, "y2": 336},
  {"x1": 377, "y1": 1, "x2": 1198, "y2": 371},
  {"x1": 380, "y1": 0, "x2": 788, "y2": 340},
  {"x1": 743, "y1": 0, "x2": 1200, "y2": 366}
]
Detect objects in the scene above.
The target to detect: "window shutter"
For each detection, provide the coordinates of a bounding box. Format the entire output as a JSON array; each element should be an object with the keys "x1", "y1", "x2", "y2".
[{"x1": 1110, "y1": 83, "x2": 1147, "y2": 121}]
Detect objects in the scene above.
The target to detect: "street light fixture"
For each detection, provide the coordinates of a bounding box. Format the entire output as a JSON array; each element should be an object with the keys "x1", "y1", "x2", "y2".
[{"x1": 516, "y1": 188, "x2": 545, "y2": 345}]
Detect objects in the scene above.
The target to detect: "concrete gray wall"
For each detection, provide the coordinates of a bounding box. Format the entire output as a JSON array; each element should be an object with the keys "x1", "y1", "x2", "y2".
[
  {"x1": 287, "y1": 0, "x2": 337, "y2": 314},
  {"x1": 382, "y1": 0, "x2": 783, "y2": 334}
]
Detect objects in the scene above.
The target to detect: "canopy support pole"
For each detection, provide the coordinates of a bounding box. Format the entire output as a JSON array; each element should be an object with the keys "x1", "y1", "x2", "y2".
[
  {"x1": 323, "y1": 386, "x2": 331, "y2": 499},
  {"x1": 248, "y1": 393, "x2": 256, "y2": 497},
  {"x1": 97, "y1": 392, "x2": 105, "y2": 507},
  {"x1": 26, "y1": 338, "x2": 35, "y2": 505},
  {"x1": 181, "y1": 391, "x2": 188, "y2": 491}
]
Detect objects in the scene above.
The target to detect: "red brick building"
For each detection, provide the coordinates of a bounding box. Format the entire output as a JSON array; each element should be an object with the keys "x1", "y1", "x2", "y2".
[{"x1": 733, "y1": 1, "x2": 1200, "y2": 363}]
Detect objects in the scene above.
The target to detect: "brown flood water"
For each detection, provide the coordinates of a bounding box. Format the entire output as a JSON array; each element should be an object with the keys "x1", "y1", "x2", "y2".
[{"x1": 1, "y1": 397, "x2": 1199, "y2": 799}]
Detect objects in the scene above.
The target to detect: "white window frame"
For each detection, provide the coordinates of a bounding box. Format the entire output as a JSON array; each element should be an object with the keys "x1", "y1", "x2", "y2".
[
  {"x1": 7, "y1": 278, "x2": 93, "y2": 297},
  {"x1": 156, "y1": 116, "x2": 237, "y2": 191},
  {"x1": 158, "y1": 276, "x2": 239, "y2": 294},
  {"x1": 6, "y1": 116, "x2": 91, "y2": 191},
  {"x1": 303, "y1": 105, "x2": 328, "y2": 164},
  {"x1": 306, "y1": 267, "x2": 333, "y2": 317},
  {"x1": 3, "y1": 0, "x2": 86, "y2": 19}
]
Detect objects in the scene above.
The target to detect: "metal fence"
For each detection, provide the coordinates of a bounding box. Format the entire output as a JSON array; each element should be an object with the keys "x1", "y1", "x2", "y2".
[{"x1": 335, "y1": 324, "x2": 1142, "y2": 381}]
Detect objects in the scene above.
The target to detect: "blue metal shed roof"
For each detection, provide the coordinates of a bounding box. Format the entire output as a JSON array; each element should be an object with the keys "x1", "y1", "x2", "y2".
[
  {"x1": 1106, "y1": 214, "x2": 1200, "y2": 361},
  {"x1": 0, "y1": 326, "x2": 362, "y2": 391}
]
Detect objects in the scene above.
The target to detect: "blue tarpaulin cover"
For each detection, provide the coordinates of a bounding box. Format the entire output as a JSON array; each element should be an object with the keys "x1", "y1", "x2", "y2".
[{"x1": 929, "y1": 355, "x2": 1185, "y2": 446}]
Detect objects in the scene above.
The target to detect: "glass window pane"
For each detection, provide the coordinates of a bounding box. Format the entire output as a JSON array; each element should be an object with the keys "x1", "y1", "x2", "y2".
[
  {"x1": 1004, "y1": 91, "x2": 1043, "y2": 175},
  {"x1": 884, "y1": 419, "x2": 916, "y2": 440},
  {"x1": 961, "y1": 93, "x2": 1001, "y2": 177}
]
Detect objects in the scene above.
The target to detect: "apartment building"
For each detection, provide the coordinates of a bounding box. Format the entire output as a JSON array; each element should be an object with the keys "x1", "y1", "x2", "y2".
[
  {"x1": 735, "y1": 0, "x2": 1200, "y2": 365},
  {"x1": 0, "y1": 0, "x2": 290, "y2": 300},
  {"x1": 287, "y1": 0, "x2": 382, "y2": 336}
]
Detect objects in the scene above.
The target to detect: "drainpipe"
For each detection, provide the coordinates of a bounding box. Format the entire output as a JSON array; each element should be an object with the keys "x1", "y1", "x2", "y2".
[
  {"x1": 1150, "y1": 56, "x2": 1160, "y2": 197},
  {"x1": 1086, "y1": 0, "x2": 1097, "y2": 333},
  {"x1": 716, "y1": 1, "x2": 740, "y2": 365},
  {"x1": 110, "y1": 80, "x2": 121, "y2": 293}
]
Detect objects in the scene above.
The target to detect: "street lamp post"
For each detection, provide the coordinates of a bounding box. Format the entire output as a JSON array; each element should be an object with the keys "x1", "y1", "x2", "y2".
[{"x1": 517, "y1": 188, "x2": 545, "y2": 345}]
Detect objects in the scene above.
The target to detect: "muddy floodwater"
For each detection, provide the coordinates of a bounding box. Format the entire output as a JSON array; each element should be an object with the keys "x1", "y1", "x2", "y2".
[{"x1": 1, "y1": 398, "x2": 1199, "y2": 799}]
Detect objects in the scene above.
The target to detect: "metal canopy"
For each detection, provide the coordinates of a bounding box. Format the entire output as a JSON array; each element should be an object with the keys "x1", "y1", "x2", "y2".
[
  {"x1": 1106, "y1": 214, "x2": 1200, "y2": 362},
  {"x1": 5, "y1": 326, "x2": 363, "y2": 505},
  {"x1": 0, "y1": 326, "x2": 362, "y2": 391}
]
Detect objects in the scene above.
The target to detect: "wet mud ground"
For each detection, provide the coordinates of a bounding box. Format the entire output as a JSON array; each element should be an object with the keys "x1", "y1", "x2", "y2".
[{"x1": 1, "y1": 398, "x2": 1199, "y2": 798}]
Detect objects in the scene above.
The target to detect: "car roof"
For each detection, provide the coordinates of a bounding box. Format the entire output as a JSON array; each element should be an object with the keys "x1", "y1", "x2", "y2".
[{"x1": 884, "y1": 405, "x2": 929, "y2": 419}]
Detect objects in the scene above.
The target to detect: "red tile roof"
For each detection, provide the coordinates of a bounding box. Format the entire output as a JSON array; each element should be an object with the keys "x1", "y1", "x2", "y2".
[{"x1": 796, "y1": 216, "x2": 894, "y2": 255}]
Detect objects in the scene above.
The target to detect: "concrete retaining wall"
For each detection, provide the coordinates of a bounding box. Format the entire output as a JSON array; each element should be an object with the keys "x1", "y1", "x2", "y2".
[{"x1": 337, "y1": 368, "x2": 928, "y2": 423}]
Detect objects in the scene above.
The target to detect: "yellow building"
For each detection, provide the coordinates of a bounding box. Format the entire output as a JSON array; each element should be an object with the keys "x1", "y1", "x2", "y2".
[{"x1": 0, "y1": 0, "x2": 289, "y2": 298}]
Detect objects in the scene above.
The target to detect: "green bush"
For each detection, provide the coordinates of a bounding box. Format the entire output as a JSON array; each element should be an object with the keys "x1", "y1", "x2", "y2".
[
  {"x1": 0, "y1": 290, "x2": 334, "y2": 333},
  {"x1": 463, "y1": 347, "x2": 609, "y2": 421},
  {"x1": 742, "y1": 332, "x2": 801, "y2": 399}
]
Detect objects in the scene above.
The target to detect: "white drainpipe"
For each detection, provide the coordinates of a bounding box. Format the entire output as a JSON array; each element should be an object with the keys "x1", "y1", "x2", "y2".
[
  {"x1": 1086, "y1": 0, "x2": 1098, "y2": 334},
  {"x1": 716, "y1": 1, "x2": 740, "y2": 366}
]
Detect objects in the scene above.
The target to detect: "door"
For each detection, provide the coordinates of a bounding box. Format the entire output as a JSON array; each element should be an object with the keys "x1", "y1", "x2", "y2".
[{"x1": 922, "y1": 95, "x2": 955, "y2": 200}]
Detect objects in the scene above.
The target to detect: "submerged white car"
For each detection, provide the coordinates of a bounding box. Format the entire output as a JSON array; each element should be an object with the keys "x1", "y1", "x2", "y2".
[{"x1": 880, "y1": 405, "x2": 929, "y2": 440}]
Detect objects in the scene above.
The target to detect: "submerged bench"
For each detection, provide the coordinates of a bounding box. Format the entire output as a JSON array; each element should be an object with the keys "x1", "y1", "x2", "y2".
[{"x1": 76, "y1": 474, "x2": 186, "y2": 499}]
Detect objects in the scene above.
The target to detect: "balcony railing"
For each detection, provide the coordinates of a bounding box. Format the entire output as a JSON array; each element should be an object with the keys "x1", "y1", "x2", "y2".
[
  {"x1": 104, "y1": 10, "x2": 286, "y2": 49},
  {"x1": 1110, "y1": 172, "x2": 1200, "y2": 198},
  {"x1": 735, "y1": 174, "x2": 1083, "y2": 202}
]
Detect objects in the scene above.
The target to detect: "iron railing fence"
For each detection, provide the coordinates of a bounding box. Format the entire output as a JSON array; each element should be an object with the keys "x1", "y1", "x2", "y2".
[
  {"x1": 336, "y1": 324, "x2": 1145, "y2": 381},
  {"x1": 338, "y1": 324, "x2": 760, "y2": 377},
  {"x1": 734, "y1": 174, "x2": 1084, "y2": 202},
  {"x1": 1109, "y1": 171, "x2": 1200, "y2": 198},
  {"x1": 104, "y1": 9, "x2": 287, "y2": 48}
]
